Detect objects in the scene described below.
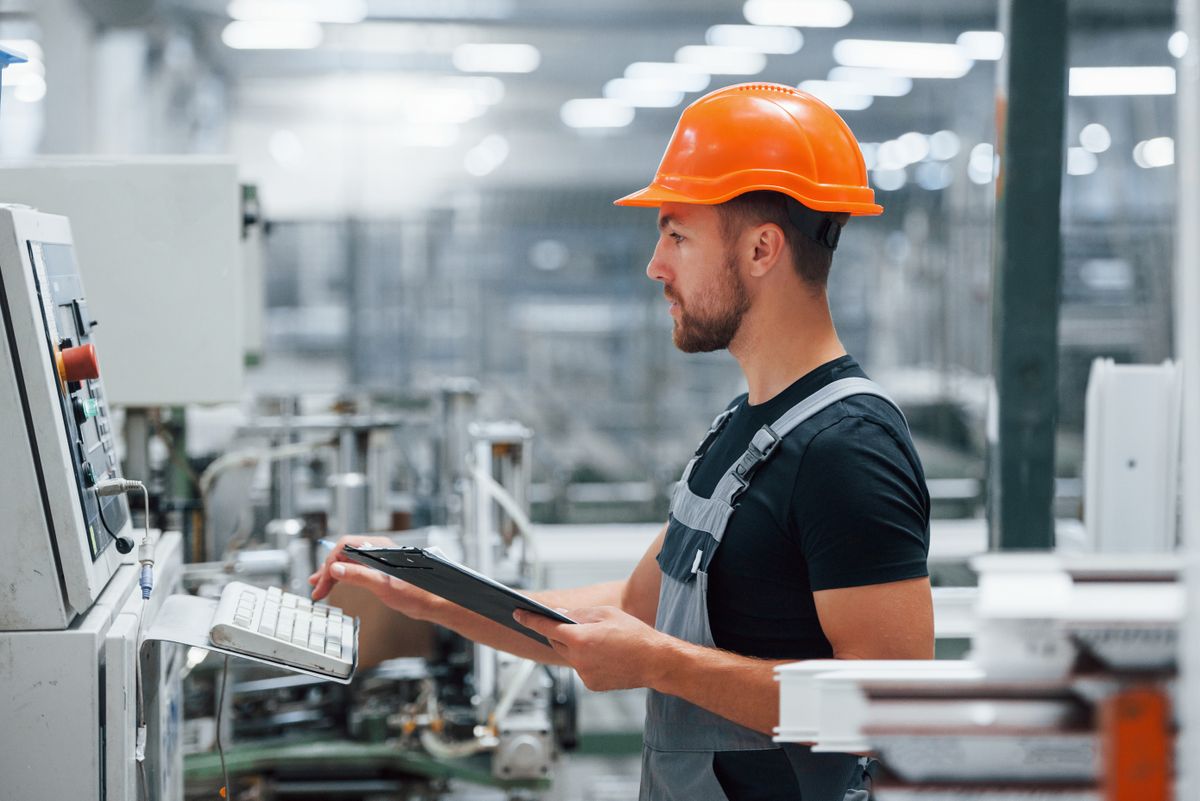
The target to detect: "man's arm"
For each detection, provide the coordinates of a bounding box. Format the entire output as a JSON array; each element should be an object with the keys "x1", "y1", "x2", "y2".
[
  {"x1": 309, "y1": 526, "x2": 665, "y2": 665},
  {"x1": 813, "y1": 575, "x2": 934, "y2": 659},
  {"x1": 516, "y1": 573, "x2": 933, "y2": 735}
]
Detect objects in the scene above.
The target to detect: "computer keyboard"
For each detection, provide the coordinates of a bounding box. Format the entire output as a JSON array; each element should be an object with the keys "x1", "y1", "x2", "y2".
[{"x1": 209, "y1": 581, "x2": 357, "y2": 680}]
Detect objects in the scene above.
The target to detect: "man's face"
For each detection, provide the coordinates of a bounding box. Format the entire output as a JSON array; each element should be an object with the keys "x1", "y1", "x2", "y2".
[{"x1": 647, "y1": 202, "x2": 750, "y2": 353}]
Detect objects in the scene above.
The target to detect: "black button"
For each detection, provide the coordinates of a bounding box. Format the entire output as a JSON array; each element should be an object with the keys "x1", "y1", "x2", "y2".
[{"x1": 82, "y1": 461, "x2": 96, "y2": 487}]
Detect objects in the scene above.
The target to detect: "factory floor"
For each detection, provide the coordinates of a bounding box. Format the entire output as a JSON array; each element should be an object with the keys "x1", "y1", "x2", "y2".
[
  {"x1": 445, "y1": 753, "x2": 642, "y2": 801},
  {"x1": 448, "y1": 686, "x2": 644, "y2": 801}
]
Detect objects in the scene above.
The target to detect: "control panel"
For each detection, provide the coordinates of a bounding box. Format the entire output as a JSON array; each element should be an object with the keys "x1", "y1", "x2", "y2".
[
  {"x1": 0, "y1": 206, "x2": 131, "y2": 629},
  {"x1": 33, "y1": 241, "x2": 128, "y2": 557}
]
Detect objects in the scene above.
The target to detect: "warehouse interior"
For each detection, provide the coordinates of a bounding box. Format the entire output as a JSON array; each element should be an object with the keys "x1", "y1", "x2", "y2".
[{"x1": 0, "y1": 0, "x2": 1196, "y2": 799}]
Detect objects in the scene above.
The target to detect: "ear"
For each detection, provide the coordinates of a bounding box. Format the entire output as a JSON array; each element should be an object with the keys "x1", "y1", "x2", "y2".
[{"x1": 747, "y1": 223, "x2": 787, "y2": 278}]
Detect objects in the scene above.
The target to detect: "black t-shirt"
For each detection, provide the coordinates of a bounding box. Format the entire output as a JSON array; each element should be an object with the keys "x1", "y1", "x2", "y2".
[{"x1": 685, "y1": 355, "x2": 930, "y2": 799}]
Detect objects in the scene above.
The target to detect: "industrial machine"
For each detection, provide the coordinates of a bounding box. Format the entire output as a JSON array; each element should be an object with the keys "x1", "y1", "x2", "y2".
[
  {"x1": 0, "y1": 204, "x2": 362, "y2": 800},
  {"x1": 0, "y1": 204, "x2": 184, "y2": 799},
  {"x1": 178, "y1": 416, "x2": 576, "y2": 799}
]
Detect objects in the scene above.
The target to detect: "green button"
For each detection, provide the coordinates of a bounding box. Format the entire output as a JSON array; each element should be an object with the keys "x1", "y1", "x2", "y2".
[{"x1": 82, "y1": 398, "x2": 100, "y2": 419}]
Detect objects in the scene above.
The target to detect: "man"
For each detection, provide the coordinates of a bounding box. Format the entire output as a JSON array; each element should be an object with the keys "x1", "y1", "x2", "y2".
[{"x1": 311, "y1": 83, "x2": 933, "y2": 800}]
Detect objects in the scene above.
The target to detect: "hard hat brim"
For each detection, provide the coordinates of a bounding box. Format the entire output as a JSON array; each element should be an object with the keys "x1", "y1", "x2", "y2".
[
  {"x1": 614, "y1": 181, "x2": 883, "y2": 216},
  {"x1": 613, "y1": 184, "x2": 697, "y2": 207}
]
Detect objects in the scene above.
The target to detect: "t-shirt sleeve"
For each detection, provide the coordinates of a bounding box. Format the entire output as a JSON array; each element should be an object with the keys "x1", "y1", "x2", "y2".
[{"x1": 792, "y1": 415, "x2": 930, "y2": 592}]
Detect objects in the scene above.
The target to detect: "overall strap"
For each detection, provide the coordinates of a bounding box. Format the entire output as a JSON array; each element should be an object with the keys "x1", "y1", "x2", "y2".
[
  {"x1": 678, "y1": 405, "x2": 738, "y2": 486},
  {"x1": 711, "y1": 377, "x2": 904, "y2": 505}
]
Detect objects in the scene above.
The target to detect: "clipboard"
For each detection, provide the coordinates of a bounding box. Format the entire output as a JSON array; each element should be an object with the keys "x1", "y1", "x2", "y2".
[{"x1": 342, "y1": 544, "x2": 575, "y2": 646}]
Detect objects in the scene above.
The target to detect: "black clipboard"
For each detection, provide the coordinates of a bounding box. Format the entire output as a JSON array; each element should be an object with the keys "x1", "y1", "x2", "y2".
[{"x1": 342, "y1": 545, "x2": 575, "y2": 646}]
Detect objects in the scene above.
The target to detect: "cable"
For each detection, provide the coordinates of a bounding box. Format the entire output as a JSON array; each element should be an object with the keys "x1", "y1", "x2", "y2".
[
  {"x1": 469, "y1": 458, "x2": 542, "y2": 587},
  {"x1": 215, "y1": 655, "x2": 231, "y2": 800},
  {"x1": 96, "y1": 478, "x2": 155, "y2": 599},
  {"x1": 197, "y1": 438, "x2": 333, "y2": 557},
  {"x1": 198, "y1": 438, "x2": 333, "y2": 500}
]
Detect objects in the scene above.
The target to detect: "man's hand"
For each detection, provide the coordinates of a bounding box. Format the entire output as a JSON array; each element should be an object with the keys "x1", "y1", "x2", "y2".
[
  {"x1": 514, "y1": 606, "x2": 672, "y2": 692},
  {"x1": 308, "y1": 535, "x2": 441, "y2": 621}
]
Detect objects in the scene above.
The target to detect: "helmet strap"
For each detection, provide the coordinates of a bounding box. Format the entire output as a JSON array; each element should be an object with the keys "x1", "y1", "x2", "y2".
[{"x1": 784, "y1": 198, "x2": 842, "y2": 251}]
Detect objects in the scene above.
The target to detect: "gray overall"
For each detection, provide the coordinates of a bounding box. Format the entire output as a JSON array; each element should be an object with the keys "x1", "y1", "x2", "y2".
[{"x1": 640, "y1": 377, "x2": 903, "y2": 801}]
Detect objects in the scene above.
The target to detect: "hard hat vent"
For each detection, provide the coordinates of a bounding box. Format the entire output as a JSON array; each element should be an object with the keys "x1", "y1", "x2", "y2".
[{"x1": 733, "y1": 83, "x2": 803, "y2": 98}]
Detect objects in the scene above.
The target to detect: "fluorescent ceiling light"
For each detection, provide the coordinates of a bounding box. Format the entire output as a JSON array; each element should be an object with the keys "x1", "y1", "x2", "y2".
[
  {"x1": 798, "y1": 80, "x2": 872, "y2": 111},
  {"x1": 676, "y1": 45, "x2": 766, "y2": 76},
  {"x1": 915, "y1": 161, "x2": 953, "y2": 190},
  {"x1": 875, "y1": 140, "x2": 905, "y2": 170},
  {"x1": 956, "y1": 31, "x2": 1003, "y2": 61},
  {"x1": 227, "y1": 0, "x2": 367, "y2": 24},
  {"x1": 1066, "y1": 146, "x2": 1098, "y2": 176},
  {"x1": 561, "y1": 98, "x2": 634, "y2": 129},
  {"x1": 1133, "y1": 136, "x2": 1174, "y2": 168},
  {"x1": 826, "y1": 67, "x2": 912, "y2": 96},
  {"x1": 1069, "y1": 66, "x2": 1175, "y2": 96},
  {"x1": 453, "y1": 43, "x2": 540, "y2": 73},
  {"x1": 928, "y1": 130, "x2": 960, "y2": 160},
  {"x1": 1169, "y1": 31, "x2": 1189, "y2": 59},
  {"x1": 833, "y1": 39, "x2": 973, "y2": 79},
  {"x1": 1079, "y1": 123, "x2": 1111, "y2": 153},
  {"x1": 222, "y1": 20, "x2": 323, "y2": 49},
  {"x1": 706, "y1": 24, "x2": 802, "y2": 55},
  {"x1": 968, "y1": 142, "x2": 995, "y2": 184},
  {"x1": 743, "y1": 0, "x2": 852, "y2": 28},
  {"x1": 465, "y1": 134, "x2": 509, "y2": 176},
  {"x1": 625, "y1": 62, "x2": 710, "y2": 93},
  {"x1": 872, "y1": 167, "x2": 906, "y2": 191},
  {"x1": 604, "y1": 78, "x2": 685, "y2": 108},
  {"x1": 896, "y1": 132, "x2": 929, "y2": 163}
]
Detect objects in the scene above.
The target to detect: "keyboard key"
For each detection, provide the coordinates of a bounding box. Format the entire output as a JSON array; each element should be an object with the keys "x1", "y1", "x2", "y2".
[
  {"x1": 283, "y1": 595, "x2": 297, "y2": 609},
  {"x1": 326, "y1": 640, "x2": 342, "y2": 658},
  {"x1": 294, "y1": 617, "x2": 311, "y2": 644}
]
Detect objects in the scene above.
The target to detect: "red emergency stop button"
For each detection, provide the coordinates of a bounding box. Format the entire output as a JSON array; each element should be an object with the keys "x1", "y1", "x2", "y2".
[{"x1": 60, "y1": 344, "x2": 100, "y2": 383}]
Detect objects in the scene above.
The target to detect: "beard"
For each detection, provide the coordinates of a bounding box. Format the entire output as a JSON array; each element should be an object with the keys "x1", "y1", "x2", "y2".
[{"x1": 669, "y1": 253, "x2": 750, "y2": 353}]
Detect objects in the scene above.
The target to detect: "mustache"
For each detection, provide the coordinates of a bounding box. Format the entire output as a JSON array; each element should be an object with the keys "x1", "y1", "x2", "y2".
[{"x1": 664, "y1": 287, "x2": 679, "y2": 304}]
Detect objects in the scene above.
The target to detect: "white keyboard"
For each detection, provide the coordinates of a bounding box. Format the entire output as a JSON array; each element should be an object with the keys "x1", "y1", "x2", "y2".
[{"x1": 209, "y1": 581, "x2": 357, "y2": 680}]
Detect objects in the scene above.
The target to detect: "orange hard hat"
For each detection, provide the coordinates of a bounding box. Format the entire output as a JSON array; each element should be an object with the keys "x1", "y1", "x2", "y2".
[{"x1": 614, "y1": 82, "x2": 882, "y2": 217}]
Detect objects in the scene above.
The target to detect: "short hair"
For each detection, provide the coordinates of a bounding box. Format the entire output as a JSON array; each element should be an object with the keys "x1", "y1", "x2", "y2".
[{"x1": 717, "y1": 191, "x2": 848, "y2": 290}]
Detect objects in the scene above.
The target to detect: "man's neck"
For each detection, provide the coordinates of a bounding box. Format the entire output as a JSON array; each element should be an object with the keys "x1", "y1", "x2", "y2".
[{"x1": 729, "y1": 292, "x2": 847, "y2": 406}]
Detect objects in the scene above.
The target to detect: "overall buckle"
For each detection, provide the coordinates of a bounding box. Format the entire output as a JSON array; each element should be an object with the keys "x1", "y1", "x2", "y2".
[{"x1": 729, "y1": 425, "x2": 782, "y2": 500}]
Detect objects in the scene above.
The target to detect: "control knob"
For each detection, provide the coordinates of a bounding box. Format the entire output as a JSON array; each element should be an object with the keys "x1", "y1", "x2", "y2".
[{"x1": 58, "y1": 344, "x2": 100, "y2": 383}]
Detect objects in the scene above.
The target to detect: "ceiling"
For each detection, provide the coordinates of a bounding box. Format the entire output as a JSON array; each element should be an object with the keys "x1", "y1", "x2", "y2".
[{"x1": 114, "y1": 0, "x2": 1178, "y2": 215}]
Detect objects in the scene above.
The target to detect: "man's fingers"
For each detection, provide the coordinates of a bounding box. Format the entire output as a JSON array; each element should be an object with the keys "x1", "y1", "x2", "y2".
[
  {"x1": 331, "y1": 562, "x2": 399, "y2": 595},
  {"x1": 514, "y1": 609, "x2": 568, "y2": 639}
]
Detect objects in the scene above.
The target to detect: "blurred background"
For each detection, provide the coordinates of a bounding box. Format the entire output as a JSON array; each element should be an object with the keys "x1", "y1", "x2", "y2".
[
  {"x1": 0, "y1": 0, "x2": 1180, "y2": 525},
  {"x1": 0, "y1": 2, "x2": 1190, "y2": 799}
]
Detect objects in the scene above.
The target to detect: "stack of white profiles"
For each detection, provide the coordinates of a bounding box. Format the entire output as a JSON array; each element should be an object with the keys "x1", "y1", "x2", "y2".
[{"x1": 774, "y1": 552, "x2": 1183, "y2": 800}]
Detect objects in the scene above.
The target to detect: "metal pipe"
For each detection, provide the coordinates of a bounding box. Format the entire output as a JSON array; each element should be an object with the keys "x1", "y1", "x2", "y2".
[{"x1": 987, "y1": 0, "x2": 1069, "y2": 550}]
